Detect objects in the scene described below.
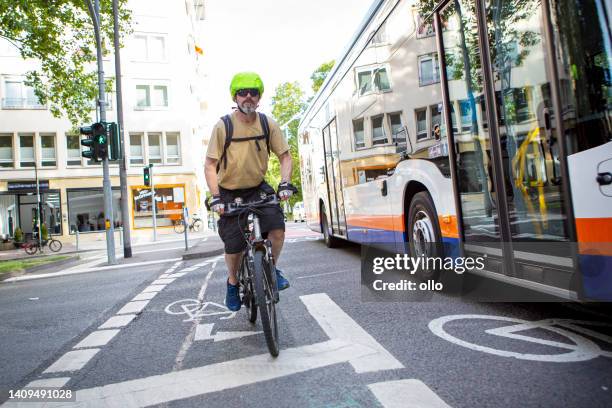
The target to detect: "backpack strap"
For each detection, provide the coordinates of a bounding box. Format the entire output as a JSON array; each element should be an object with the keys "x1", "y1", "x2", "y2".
[
  {"x1": 258, "y1": 112, "x2": 271, "y2": 155},
  {"x1": 217, "y1": 114, "x2": 233, "y2": 173}
]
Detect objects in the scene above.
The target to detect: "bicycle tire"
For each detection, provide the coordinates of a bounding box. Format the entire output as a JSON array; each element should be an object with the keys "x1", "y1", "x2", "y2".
[
  {"x1": 192, "y1": 220, "x2": 203, "y2": 232},
  {"x1": 240, "y1": 256, "x2": 257, "y2": 323},
  {"x1": 25, "y1": 243, "x2": 38, "y2": 255},
  {"x1": 174, "y1": 222, "x2": 185, "y2": 234},
  {"x1": 49, "y1": 239, "x2": 62, "y2": 252},
  {"x1": 253, "y1": 249, "x2": 279, "y2": 356}
]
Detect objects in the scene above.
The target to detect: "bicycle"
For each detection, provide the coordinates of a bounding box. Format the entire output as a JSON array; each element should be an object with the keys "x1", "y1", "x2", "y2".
[
  {"x1": 174, "y1": 214, "x2": 203, "y2": 234},
  {"x1": 24, "y1": 237, "x2": 62, "y2": 255},
  {"x1": 211, "y1": 194, "x2": 281, "y2": 356}
]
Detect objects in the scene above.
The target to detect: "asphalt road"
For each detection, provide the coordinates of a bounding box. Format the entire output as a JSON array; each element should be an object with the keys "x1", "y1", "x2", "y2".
[{"x1": 1, "y1": 223, "x2": 611, "y2": 407}]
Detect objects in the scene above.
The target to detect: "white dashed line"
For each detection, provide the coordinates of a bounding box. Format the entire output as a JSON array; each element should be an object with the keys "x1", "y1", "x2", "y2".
[
  {"x1": 26, "y1": 377, "x2": 71, "y2": 388},
  {"x1": 368, "y1": 379, "x2": 451, "y2": 408},
  {"x1": 99, "y1": 315, "x2": 137, "y2": 329},
  {"x1": 74, "y1": 330, "x2": 121, "y2": 349},
  {"x1": 43, "y1": 349, "x2": 100, "y2": 373},
  {"x1": 116, "y1": 300, "x2": 150, "y2": 315},
  {"x1": 142, "y1": 284, "x2": 167, "y2": 293},
  {"x1": 132, "y1": 292, "x2": 158, "y2": 301}
]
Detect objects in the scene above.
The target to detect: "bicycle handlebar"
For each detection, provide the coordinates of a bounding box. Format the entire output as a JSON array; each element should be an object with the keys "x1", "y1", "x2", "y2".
[{"x1": 223, "y1": 194, "x2": 279, "y2": 216}]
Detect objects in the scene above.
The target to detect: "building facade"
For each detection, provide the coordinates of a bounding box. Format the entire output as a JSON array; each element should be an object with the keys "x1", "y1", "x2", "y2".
[{"x1": 0, "y1": 0, "x2": 208, "y2": 239}]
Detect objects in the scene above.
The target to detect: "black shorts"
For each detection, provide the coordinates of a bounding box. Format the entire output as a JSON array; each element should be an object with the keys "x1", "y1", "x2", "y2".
[{"x1": 217, "y1": 181, "x2": 285, "y2": 254}]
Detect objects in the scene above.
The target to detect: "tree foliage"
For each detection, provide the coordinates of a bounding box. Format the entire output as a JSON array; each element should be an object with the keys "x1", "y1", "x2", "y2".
[
  {"x1": 0, "y1": 0, "x2": 132, "y2": 126},
  {"x1": 266, "y1": 81, "x2": 306, "y2": 207},
  {"x1": 310, "y1": 60, "x2": 335, "y2": 93}
]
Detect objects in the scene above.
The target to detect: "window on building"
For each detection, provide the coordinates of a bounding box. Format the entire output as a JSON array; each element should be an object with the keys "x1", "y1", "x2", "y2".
[
  {"x1": 459, "y1": 100, "x2": 473, "y2": 132},
  {"x1": 148, "y1": 133, "x2": 162, "y2": 164},
  {"x1": 67, "y1": 188, "x2": 122, "y2": 233},
  {"x1": 353, "y1": 118, "x2": 365, "y2": 149},
  {"x1": 132, "y1": 185, "x2": 184, "y2": 228},
  {"x1": 19, "y1": 133, "x2": 35, "y2": 167},
  {"x1": 165, "y1": 132, "x2": 181, "y2": 164},
  {"x1": 2, "y1": 79, "x2": 43, "y2": 109},
  {"x1": 371, "y1": 115, "x2": 387, "y2": 146},
  {"x1": 514, "y1": 87, "x2": 534, "y2": 122},
  {"x1": 388, "y1": 112, "x2": 403, "y2": 137},
  {"x1": 430, "y1": 104, "x2": 443, "y2": 138},
  {"x1": 135, "y1": 84, "x2": 168, "y2": 108},
  {"x1": 450, "y1": 103, "x2": 459, "y2": 133},
  {"x1": 418, "y1": 54, "x2": 440, "y2": 86},
  {"x1": 129, "y1": 133, "x2": 144, "y2": 165},
  {"x1": 416, "y1": 14, "x2": 435, "y2": 38},
  {"x1": 0, "y1": 134, "x2": 13, "y2": 168},
  {"x1": 40, "y1": 133, "x2": 56, "y2": 167},
  {"x1": 357, "y1": 67, "x2": 391, "y2": 96},
  {"x1": 132, "y1": 33, "x2": 166, "y2": 61},
  {"x1": 416, "y1": 109, "x2": 427, "y2": 140},
  {"x1": 66, "y1": 134, "x2": 81, "y2": 166}
]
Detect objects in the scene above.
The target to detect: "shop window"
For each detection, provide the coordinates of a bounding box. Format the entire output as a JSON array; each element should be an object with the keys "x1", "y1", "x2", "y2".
[
  {"x1": 66, "y1": 134, "x2": 81, "y2": 166},
  {"x1": 132, "y1": 185, "x2": 185, "y2": 228},
  {"x1": 67, "y1": 188, "x2": 122, "y2": 233},
  {"x1": 165, "y1": 132, "x2": 181, "y2": 164},
  {"x1": 0, "y1": 134, "x2": 13, "y2": 168},
  {"x1": 19, "y1": 133, "x2": 34, "y2": 167},
  {"x1": 130, "y1": 133, "x2": 144, "y2": 165},
  {"x1": 371, "y1": 115, "x2": 387, "y2": 146},
  {"x1": 40, "y1": 133, "x2": 56, "y2": 167},
  {"x1": 353, "y1": 118, "x2": 365, "y2": 149},
  {"x1": 415, "y1": 109, "x2": 427, "y2": 140},
  {"x1": 148, "y1": 133, "x2": 162, "y2": 164}
]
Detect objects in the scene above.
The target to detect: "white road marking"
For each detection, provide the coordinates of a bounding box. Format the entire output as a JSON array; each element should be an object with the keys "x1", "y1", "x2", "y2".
[
  {"x1": 141, "y1": 284, "x2": 167, "y2": 293},
  {"x1": 131, "y1": 292, "x2": 158, "y2": 301},
  {"x1": 25, "y1": 377, "x2": 71, "y2": 389},
  {"x1": 3, "y1": 258, "x2": 183, "y2": 283},
  {"x1": 194, "y1": 323, "x2": 261, "y2": 342},
  {"x1": 151, "y1": 278, "x2": 175, "y2": 285},
  {"x1": 429, "y1": 315, "x2": 604, "y2": 363},
  {"x1": 165, "y1": 272, "x2": 187, "y2": 279},
  {"x1": 368, "y1": 379, "x2": 451, "y2": 408},
  {"x1": 99, "y1": 315, "x2": 137, "y2": 329},
  {"x1": 165, "y1": 299, "x2": 236, "y2": 322},
  {"x1": 300, "y1": 293, "x2": 404, "y2": 373},
  {"x1": 74, "y1": 330, "x2": 121, "y2": 349},
  {"x1": 296, "y1": 269, "x2": 352, "y2": 279},
  {"x1": 44, "y1": 340, "x2": 374, "y2": 407},
  {"x1": 43, "y1": 349, "x2": 100, "y2": 373},
  {"x1": 116, "y1": 301, "x2": 150, "y2": 315}
]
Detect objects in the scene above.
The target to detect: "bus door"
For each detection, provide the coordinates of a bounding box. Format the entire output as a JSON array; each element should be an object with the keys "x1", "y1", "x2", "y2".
[{"x1": 322, "y1": 118, "x2": 347, "y2": 237}]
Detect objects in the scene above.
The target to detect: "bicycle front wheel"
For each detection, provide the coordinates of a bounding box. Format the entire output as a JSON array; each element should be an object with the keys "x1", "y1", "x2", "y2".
[
  {"x1": 174, "y1": 222, "x2": 185, "y2": 234},
  {"x1": 49, "y1": 239, "x2": 62, "y2": 252},
  {"x1": 253, "y1": 249, "x2": 279, "y2": 357},
  {"x1": 239, "y1": 256, "x2": 257, "y2": 324},
  {"x1": 192, "y1": 220, "x2": 203, "y2": 232},
  {"x1": 25, "y1": 243, "x2": 38, "y2": 255}
]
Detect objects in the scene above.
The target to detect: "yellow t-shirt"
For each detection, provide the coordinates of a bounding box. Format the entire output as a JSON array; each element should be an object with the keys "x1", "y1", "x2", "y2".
[{"x1": 206, "y1": 112, "x2": 290, "y2": 190}]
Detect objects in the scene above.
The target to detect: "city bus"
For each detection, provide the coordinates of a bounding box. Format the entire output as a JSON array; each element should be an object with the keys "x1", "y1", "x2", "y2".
[{"x1": 297, "y1": 0, "x2": 612, "y2": 301}]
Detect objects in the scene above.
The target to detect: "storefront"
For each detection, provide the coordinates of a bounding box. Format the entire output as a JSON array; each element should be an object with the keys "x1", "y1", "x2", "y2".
[
  {"x1": 132, "y1": 184, "x2": 185, "y2": 229},
  {"x1": 66, "y1": 187, "x2": 122, "y2": 234},
  {"x1": 0, "y1": 180, "x2": 62, "y2": 238}
]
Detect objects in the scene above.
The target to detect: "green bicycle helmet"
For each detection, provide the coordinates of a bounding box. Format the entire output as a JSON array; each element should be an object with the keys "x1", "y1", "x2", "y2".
[{"x1": 230, "y1": 72, "x2": 264, "y2": 99}]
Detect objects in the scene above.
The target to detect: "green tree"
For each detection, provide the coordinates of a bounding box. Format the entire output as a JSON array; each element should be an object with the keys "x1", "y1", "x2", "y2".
[
  {"x1": 266, "y1": 81, "x2": 306, "y2": 207},
  {"x1": 0, "y1": 0, "x2": 132, "y2": 126},
  {"x1": 310, "y1": 60, "x2": 335, "y2": 93}
]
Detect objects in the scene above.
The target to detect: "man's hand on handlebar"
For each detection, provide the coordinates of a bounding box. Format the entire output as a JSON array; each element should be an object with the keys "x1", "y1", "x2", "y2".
[
  {"x1": 278, "y1": 182, "x2": 298, "y2": 201},
  {"x1": 210, "y1": 195, "x2": 224, "y2": 215}
]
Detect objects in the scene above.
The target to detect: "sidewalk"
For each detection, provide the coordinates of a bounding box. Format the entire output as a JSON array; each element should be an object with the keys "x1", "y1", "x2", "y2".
[{"x1": 0, "y1": 228, "x2": 218, "y2": 262}]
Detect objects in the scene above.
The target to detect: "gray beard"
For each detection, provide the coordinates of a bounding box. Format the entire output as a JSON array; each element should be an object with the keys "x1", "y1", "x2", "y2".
[{"x1": 239, "y1": 102, "x2": 257, "y2": 115}]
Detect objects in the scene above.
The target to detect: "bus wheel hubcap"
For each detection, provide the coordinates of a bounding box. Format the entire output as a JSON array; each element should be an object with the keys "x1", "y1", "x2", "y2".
[{"x1": 413, "y1": 211, "x2": 434, "y2": 257}]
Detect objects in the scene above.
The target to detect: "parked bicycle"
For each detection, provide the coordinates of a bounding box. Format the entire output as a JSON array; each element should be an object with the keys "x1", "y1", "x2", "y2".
[
  {"x1": 208, "y1": 194, "x2": 281, "y2": 356},
  {"x1": 24, "y1": 238, "x2": 62, "y2": 255},
  {"x1": 174, "y1": 214, "x2": 203, "y2": 234}
]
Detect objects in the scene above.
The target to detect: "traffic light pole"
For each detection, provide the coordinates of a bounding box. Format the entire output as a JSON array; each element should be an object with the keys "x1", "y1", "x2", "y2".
[
  {"x1": 113, "y1": 0, "x2": 132, "y2": 258},
  {"x1": 150, "y1": 165, "x2": 157, "y2": 242},
  {"x1": 87, "y1": 0, "x2": 117, "y2": 265}
]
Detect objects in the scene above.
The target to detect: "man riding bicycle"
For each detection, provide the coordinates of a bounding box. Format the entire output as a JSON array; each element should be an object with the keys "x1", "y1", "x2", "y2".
[{"x1": 205, "y1": 72, "x2": 297, "y2": 312}]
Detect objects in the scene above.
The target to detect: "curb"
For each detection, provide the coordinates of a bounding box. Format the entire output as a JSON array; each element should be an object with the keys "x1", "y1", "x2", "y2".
[{"x1": 182, "y1": 248, "x2": 224, "y2": 260}]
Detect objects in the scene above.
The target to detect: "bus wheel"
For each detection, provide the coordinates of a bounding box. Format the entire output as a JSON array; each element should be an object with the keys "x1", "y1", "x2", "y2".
[
  {"x1": 321, "y1": 211, "x2": 340, "y2": 248},
  {"x1": 408, "y1": 191, "x2": 442, "y2": 281}
]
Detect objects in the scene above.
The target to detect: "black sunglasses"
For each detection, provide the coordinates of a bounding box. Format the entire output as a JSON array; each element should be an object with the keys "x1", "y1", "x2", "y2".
[{"x1": 236, "y1": 88, "x2": 260, "y2": 97}]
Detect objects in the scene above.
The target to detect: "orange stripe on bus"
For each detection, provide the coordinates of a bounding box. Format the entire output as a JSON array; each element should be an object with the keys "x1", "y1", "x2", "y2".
[
  {"x1": 439, "y1": 215, "x2": 459, "y2": 239},
  {"x1": 575, "y1": 218, "x2": 612, "y2": 242},
  {"x1": 346, "y1": 215, "x2": 403, "y2": 232}
]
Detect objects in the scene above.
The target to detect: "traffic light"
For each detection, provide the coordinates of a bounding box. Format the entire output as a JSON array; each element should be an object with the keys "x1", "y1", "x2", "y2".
[
  {"x1": 143, "y1": 166, "x2": 151, "y2": 186},
  {"x1": 108, "y1": 122, "x2": 121, "y2": 161},
  {"x1": 80, "y1": 122, "x2": 107, "y2": 162}
]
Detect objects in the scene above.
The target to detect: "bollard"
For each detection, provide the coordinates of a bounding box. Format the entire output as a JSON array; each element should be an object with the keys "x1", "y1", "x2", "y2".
[
  {"x1": 183, "y1": 207, "x2": 189, "y2": 251},
  {"x1": 76, "y1": 229, "x2": 79, "y2": 252},
  {"x1": 118, "y1": 227, "x2": 123, "y2": 247}
]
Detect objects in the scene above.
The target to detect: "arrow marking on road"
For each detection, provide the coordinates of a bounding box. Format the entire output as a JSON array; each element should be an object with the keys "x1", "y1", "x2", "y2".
[{"x1": 194, "y1": 323, "x2": 262, "y2": 342}]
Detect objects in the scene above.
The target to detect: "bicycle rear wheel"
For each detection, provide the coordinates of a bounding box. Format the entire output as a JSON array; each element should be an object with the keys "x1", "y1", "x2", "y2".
[
  {"x1": 49, "y1": 239, "x2": 62, "y2": 252},
  {"x1": 253, "y1": 249, "x2": 279, "y2": 356},
  {"x1": 192, "y1": 220, "x2": 203, "y2": 232},
  {"x1": 174, "y1": 222, "x2": 185, "y2": 234},
  {"x1": 239, "y1": 255, "x2": 257, "y2": 323}
]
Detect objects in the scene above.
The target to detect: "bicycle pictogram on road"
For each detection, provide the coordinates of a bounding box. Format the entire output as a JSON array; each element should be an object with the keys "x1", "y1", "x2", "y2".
[{"x1": 164, "y1": 299, "x2": 237, "y2": 322}]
